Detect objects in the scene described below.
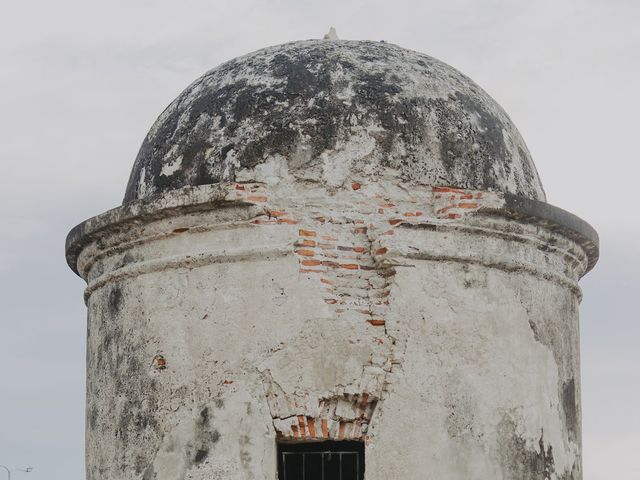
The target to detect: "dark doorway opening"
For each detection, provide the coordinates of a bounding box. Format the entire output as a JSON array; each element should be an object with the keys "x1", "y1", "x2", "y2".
[{"x1": 277, "y1": 440, "x2": 365, "y2": 480}]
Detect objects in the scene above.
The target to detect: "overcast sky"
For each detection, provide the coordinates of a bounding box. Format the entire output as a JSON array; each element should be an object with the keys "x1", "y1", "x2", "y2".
[{"x1": 0, "y1": 0, "x2": 638, "y2": 478}]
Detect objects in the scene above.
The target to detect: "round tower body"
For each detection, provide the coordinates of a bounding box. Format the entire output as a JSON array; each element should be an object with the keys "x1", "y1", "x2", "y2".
[{"x1": 66, "y1": 40, "x2": 598, "y2": 480}]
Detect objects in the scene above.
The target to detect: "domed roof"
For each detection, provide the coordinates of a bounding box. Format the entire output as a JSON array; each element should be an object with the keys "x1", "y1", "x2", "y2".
[{"x1": 124, "y1": 39, "x2": 545, "y2": 204}]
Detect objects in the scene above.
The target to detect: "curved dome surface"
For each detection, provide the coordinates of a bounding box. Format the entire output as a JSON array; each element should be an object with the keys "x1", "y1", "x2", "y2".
[{"x1": 124, "y1": 39, "x2": 545, "y2": 204}]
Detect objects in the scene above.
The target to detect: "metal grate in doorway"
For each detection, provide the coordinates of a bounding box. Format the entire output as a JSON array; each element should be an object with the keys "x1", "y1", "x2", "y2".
[{"x1": 277, "y1": 441, "x2": 364, "y2": 480}]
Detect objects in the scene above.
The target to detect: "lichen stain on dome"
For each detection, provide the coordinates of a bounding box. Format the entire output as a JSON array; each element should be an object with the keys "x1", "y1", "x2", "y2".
[{"x1": 124, "y1": 39, "x2": 545, "y2": 204}]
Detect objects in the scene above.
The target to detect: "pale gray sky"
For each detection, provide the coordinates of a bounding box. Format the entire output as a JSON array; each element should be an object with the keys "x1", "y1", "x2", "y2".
[{"x1": 0, "y1": 1, "x2": 638, "y2": 478}]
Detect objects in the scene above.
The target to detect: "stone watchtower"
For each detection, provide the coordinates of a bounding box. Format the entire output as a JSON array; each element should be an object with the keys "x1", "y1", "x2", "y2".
[{"x1": 66, "y1": 39, "x2": 598, "y2": 480}]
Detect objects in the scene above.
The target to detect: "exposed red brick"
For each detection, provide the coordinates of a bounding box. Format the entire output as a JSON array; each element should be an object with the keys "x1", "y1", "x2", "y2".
[
  {"x1": 277, "y1": 218, "x2": 298, "y2": 224},
  {"x1": 267, "y1": 210, "x2": 286, "y2": 217},
  {"x1": 353, "y1": 420, "x2": 362, "y2": 439},
  {"x1": 381, "y1": 202, "x2": 395, "y2": 208},
  {"x1": 308, "y1": 418, "x2": 316, "y2": 438},
  {"x1": 432, "y1": 186, "x2": 466, "y2": 193},
  {"x1": 298, "y1": 415, "x2": 306, "y2": 437},
  {"x1": 251, "y1": 219, "x2": 277, "y2": 225},
  {"x1": 153, "y1": 355, "x2": 167, "y2": 369},
  {"x1": 458, "y1": 202, "x2": 479, "y2": 209},
  {"x1": 292, "y1": 424, "x2": 300, "y2": 438},
  {"x1": 460, "y1": 193, "x2": 473, "y2": 199},
  {"x1": 300, "y1": 269, "x2": 324, "y2": 274},
  {"x1": 368, "y1": 319, "x2": 386, "y2": 326},
  {"x1": 302, "y1": 259, "x2": 322, "y2": 266},
  {"x1": 298, "y1": 239, "x2": 317, "y2": 247},
  {"x1": 359, "y1": 393, "x2": 369, "y2": 414},
  {"x1": 321, "y1": 419, "x2": 329, "y2": 438},
  {"x1": 352, "y1": 246, "x2": 366, "y2": 253},
  {"x1": 299, "y1": 229, "x2": 316, "y2": 237},
  {"x1": 352, "y1": 182, "x2": 362, "y2": 190},
  {"x1": 322, "y1": 260, "x2": 339, "y2": 268},
  {"x1": 320, "y1": 278, "x2": 333, "y2": 285},
  {"x1": 223, "y1": 379, "x2": 234, "y2": 384},
  {"x1": 338, "y1": 422, "x2": 346, "y2": 440},
  {"x1": 247, "y1": 195, "x2": 268, "y2": 202},
  {"x1": 359, "y1": 265, "x2": 375, "y2": 271},
  {"x1": 295, "y1": 249, "x2": 316, "y2": 256},
  {"x1": 376, "y1": 247, "x2": 388, "y2": 255},
  {"x1": 235, "y1": 184, "x2": 246, "y2": 190},
  {"x1": 322, "y1": 235, "x2": 337, "y2": 241},
  {"x1": 382, "y1": 229, "x2": 395, "y2": 236},
  {"x1": 340, "y1": 263, "x2": 359, "y2": 270},
  {"x1": 447, "y1": 213, "x2": 461, "y2": 219},
  {"x1": 436, "y1": 206, "x2": 453, "y2": 214},
  {"x1": 325, "y1": 299, "x2": 338, "y2": 304},
  {"x1": 389, "y1": 219, "x2": 403, "y2": 225},
  {"x1": 353, "y1": 227, "x2": 368, "y2": 234},
  {"x1": 475, "y1": 192, "x2": 483, "y2": 199}
]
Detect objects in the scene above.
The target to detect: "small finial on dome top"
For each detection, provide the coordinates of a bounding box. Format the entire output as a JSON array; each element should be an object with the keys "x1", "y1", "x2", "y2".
[{"x1": 323, "y1": 27, "x2": 339, "y2": 40}]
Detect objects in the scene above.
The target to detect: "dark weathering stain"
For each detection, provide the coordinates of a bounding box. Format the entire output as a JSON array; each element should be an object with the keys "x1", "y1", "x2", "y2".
[
  {"x1": 123, "y1": 40, "x2": 543, "y2": 204},
  {"x1": 142, "y1": 465, "x2": 155, "y2": 480},
  {"x1": 87, "y1": 284, "x2": 164, "y2": 479},
  {"x1": 194, "y1": 449, "x2": 209, "y2": 464},
  {"x1": 187, "y1": 406, "x2": 221, "y2": 466},
  {"x1": 430, "y1": 92, "x2": 516, "y2": 192},
  {"x1": 497, "y1": 415, "x2": 579, "y2": 480},
  {"x1": 562, "y1": 378, "x2": 578, "y2": 443},
  {"x1": 138, "y1": 406, "x2": 222, "y2": 479},
  {"x1": 528, "y1": 318, "x2": 541, "y2": 342},
  {"x1": 108, "y1": 284, "x2": 123, "y2": 314}
]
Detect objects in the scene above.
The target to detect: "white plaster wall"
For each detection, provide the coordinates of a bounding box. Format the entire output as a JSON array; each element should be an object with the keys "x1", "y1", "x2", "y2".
[
  {"x1": 76, "y1": 183, "x2": 588, "y2": 480},
  {"x1": 368, "y1": 261, "x2": 581, "y2": 479}
]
